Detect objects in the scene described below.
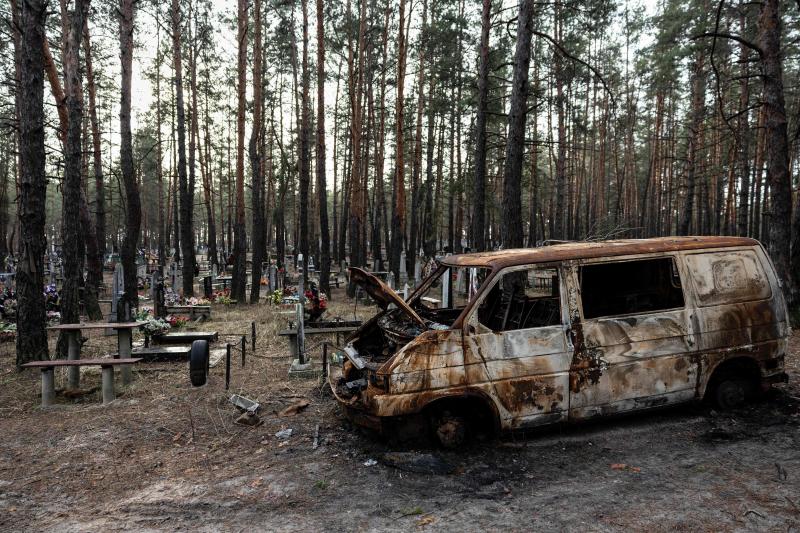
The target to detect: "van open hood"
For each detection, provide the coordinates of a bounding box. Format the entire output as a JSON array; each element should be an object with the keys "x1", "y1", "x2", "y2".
[{"x1": 348, "y1": 267, "x2": 425, "y2": 327}]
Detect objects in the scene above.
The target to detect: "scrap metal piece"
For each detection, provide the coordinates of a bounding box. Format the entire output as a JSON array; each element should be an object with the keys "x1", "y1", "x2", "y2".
[{"x1": 229, "y1": 394, "x2": 261, "y2": 414}]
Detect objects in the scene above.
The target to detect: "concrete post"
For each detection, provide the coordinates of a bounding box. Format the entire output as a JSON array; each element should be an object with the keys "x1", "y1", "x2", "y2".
[
  {"x1": 67, "y1": 331, "x2": 80, "y2": 389},
  {"x1": 41, "y1": 368, "x2": 55, "y2": 407},
  {"x1": 117, "y1": 328, "x2": 133, "y2": 385},
  {"x1": 442, "y1": 267, "x2": 451, "y2": 308},
  {"x1": 101, "y1": 366, "x2": 115, "y2": 404}
]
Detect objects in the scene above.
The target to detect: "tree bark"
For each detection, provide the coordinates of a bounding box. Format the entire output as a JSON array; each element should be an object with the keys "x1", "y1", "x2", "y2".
[
  {"x1": 172, "y1": 0, "x2": 193, "y2": 297},
  {"x1": 472, "y1": 0, "x2": 490, "y2": 251},
  {"x1": 316, "y1": 0, "x2": 331, "y2": 297},
  {"x1": 15, "y1": 0, "x2": 49, "y2": 366},
  {"x1": 119, "y1": 0, "x2": 140, "y2": 312},
  {"x1": 678, "y1": 49, "x2": 706, "y2": 236},
  {"x1": 757, "y1": 0, "x2": 795, "y2": 303},
  {"x1": 231, "y1": 0, "x2": 248, "y2": 303},
  {"x1": 299, "y1": 0, "x2": 312, "y2": 285},
  {"x1": 60, "y1": 0, "x2": 87, "y2": 341},
  {"x1": 501, "y1": 0, "x2": 534, "y2": 250},
  {"x1": 389, "y1": 0, "x2": 407, "y2": 279},
  {"x1": 250, "y1": 0, "x2": 265, "y2": 303},
  {"x1": 82, "y1": 18, "x2": 106, "y2": 309}
]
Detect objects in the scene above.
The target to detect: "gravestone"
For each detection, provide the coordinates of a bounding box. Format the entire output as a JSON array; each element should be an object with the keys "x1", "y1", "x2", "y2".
[
  {"x1": 388, "y1": 272, "x2": 395, "y2": 290},
  {"x1": 168, "y1": 262, "x2": 177, "y2": 288},
  {"x1": 269, "y1": 264, "x2": 278, "y2": 292},
  {"x1": 151, "y1": 271, "x2": 166, "y2": 317},
  {"x1": 455, "y1": 267, "x2": 465, "y2": 295},
  {"x1": 442, "y1": 267, "x2": 451, "y2": 308},
  {"x1": 414, "y1": 256, "x2": 422, "y2": 285},
  {"x1": 109, "y1": 263, "x2": 125, "y2": 323},
  {"x1": 399, "y1": 252, "x2": 407, "y2": 284}
]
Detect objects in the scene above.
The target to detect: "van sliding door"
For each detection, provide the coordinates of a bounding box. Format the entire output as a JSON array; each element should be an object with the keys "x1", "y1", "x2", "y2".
[{"x1": 568, "y1": 255, "x2": 698, "y2": 420}]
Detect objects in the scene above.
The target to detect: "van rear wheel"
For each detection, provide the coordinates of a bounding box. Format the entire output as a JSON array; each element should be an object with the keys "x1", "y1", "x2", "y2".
[{"x1": 713, "y1": 375, "x2": 754, "y2": 410}]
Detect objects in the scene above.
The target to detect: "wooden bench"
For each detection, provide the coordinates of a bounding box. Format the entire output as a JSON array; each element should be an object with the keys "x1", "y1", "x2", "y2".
[
  {"x1": 152, "y1": 331, "x2": 218, "y2": 345},
  {"x1": 22, "y1": 358, "x2": 142, "y2": 406},
  {"x1": 278, "y1": 325, "x2": 360, "y2": 356},
  {"x1": 132, "y1": 345, "x2": 192, "y2": 362},
  {"x1": 165, "y1": 305, "x2": 211, "y2": 320}
]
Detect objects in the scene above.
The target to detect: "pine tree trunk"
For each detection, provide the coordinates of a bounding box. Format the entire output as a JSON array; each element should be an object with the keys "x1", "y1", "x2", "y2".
[
  {"x1": 172, "y1": 0, "x2": 193, "y2": 297},
  {"x1": 501, "y1": 0, "x2": 534, "y2": 250},
  {"x1": 758, "y1": 0, "x2": 795, "y2": 302},
  {"x1": 472, "y1": 0, "x2": 490, "y2": 251},
  {"x1": 299, "y1": 0, "x2": 311, "y2": 285},
  {"x1": 15, "y1": 0, "x2": 49, "y2": 366},
  {"x1": 60, "y1": 0, "x2": 87, "y2": 340},
  {"x1": 232, "y1": 0, "x2": 248, "y2": 303},
  {"x1": 316, "y1": 0, "x2": 331, "y2": 297},
  {"x1": 82, "y1": 21, "x2": 106, "y2": 303},
  {"x1": 389, "y1": 0, "x2": 407, "y2": 279},
  {"x1": 678, "y1": 50, "x2": 706, "y2": 236},
  {"x1": 119, "y1": 0, "x2": 140, "y2": 312},
  {"x1": 249, "y1": 0, "x2": 265, "y2": 303}
]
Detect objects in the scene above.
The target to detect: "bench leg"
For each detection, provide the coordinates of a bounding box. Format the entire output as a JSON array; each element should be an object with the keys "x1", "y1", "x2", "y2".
[
  {"x1": 67, "y1": 331, "x2": 80, "y2": 390},
  {"x1": 101, "y1": 366, "x2": 115, "y2": 404},
  {"x1": 117, "y1": 329, "x2": 132, "y2": 385},
  {"x1": 41, "y1": 368, "x2": 55, "y2": 407}
]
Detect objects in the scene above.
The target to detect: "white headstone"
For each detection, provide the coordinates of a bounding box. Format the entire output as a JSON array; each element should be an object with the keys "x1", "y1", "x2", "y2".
[
  {"x1": 399, "y1": 252, "x2": 407, "y2": 283},
  {"x1": 442, "y1": 268, "x2": 451, "y2": 308}
]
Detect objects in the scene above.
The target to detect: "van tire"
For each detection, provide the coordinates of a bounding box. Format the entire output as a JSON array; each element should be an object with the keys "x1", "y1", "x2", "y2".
[
  {"x1": 432, "y1": 412, "x2": 467, "y2": 449},
  {"x1": 712, "y1": 374, "x2": 755, "y2": 410},
  {"x1": 189, "y1": 340, "x2": 209, "y2": 387}
]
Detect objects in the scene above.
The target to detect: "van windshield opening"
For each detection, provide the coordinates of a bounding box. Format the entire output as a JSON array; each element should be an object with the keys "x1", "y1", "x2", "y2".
[
  {"x1": 413, "y1": 266, "x2": 489, "y2": 326},
  {"x1": 580, "y1": 257, "x2": 684, "y2": 319}
]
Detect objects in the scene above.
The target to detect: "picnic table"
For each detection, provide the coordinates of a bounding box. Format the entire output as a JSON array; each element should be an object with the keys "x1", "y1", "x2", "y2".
[{"x1": 47, "y1": 321, "x2": 146, "y2": 388}]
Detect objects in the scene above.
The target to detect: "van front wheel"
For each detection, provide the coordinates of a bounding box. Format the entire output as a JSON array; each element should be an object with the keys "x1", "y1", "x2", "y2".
[{"x1": 433, "y1": 412, "x2": 467, "y2": 448}]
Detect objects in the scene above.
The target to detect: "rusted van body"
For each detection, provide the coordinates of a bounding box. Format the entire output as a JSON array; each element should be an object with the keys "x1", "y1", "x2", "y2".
[{"x1": 331, "y1": 237, "x2": 790, "y2": 445}]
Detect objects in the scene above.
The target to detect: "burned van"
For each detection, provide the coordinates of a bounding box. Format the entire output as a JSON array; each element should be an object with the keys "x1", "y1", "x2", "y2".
[{"x1": 331, "y1": 237, "x2": 790, "y2": 447}]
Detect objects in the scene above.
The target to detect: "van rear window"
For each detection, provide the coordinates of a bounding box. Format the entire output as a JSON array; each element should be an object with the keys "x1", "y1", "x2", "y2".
[
  {"x1": 580, "y1": 257, "x2": 685, "y2": 319},
  {"x1": 685, "y1": 250, "x2": 771, "y2": 306}
]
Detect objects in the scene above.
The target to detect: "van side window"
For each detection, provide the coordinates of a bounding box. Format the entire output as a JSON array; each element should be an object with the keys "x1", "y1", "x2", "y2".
[
  {"x1": 478, "y1": 267, "x2": 561, "y2": 331},
  {"x1": 685, "y1": 250, "x2": 771, "y2": 306},
  {"x1": 580, "y1": 258, "x2": 684, "y2": 319}
]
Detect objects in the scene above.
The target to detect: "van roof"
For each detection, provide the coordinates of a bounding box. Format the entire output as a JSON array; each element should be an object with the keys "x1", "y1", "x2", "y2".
[{"x1": 441, "y1": 236, "x2": 760, "y2": 269}]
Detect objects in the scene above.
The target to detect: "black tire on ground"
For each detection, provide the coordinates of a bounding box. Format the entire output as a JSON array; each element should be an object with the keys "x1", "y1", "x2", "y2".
[
  {"x1": 713, "y1": 373, "x2": 756, "y2": 410},
  {"x1": 189, "y1": 340, "x2": 210, "y2": 387}
]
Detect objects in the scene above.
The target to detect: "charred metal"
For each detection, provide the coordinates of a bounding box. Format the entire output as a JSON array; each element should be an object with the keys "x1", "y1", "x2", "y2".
[{"x1": 331, "y1": 237, "x2": 791, "y2": 447}]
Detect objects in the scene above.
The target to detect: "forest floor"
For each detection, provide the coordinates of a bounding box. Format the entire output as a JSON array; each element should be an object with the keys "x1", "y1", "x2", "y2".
[{"x1": 1, "y1": 289, "x2": 799, "y2": 532}]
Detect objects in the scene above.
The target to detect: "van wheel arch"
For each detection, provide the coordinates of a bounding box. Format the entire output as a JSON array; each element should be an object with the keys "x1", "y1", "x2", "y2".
[
  {"x1": 704, "y1": 357, "x2": 761, "y2": 410},
  {"x1": 422, "y1": 392, "x2": 500, "y2": 448}
]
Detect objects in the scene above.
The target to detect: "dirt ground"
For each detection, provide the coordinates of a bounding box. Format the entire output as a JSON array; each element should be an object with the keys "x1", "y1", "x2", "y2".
[{"x1": 1, "y1": 293, "x2": 799, "y2": 532}]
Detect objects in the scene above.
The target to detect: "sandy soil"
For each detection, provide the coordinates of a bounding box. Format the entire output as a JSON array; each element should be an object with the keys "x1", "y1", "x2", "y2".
[{"x1": 0, "y1": 295, "x2": 798, "y2": 532}]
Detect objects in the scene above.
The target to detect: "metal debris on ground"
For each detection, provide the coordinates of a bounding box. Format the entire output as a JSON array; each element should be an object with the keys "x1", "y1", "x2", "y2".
[
  {"x1": 275, "y1": 428, "x2": 293, "y2": 439},
  {"x1": 229, "y1": 394, "x2": 261, "y2": 414}
]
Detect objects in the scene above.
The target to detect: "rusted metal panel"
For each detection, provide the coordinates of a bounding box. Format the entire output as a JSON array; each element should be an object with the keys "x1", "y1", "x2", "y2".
[{"x1": 442, "y1": 236, "x2": 759, "y2": 269}]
